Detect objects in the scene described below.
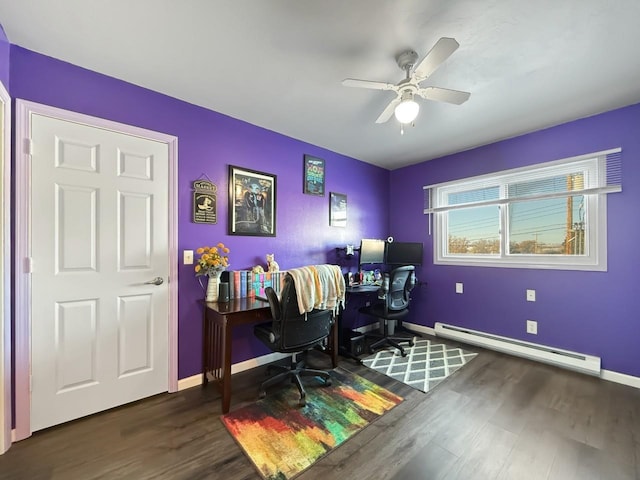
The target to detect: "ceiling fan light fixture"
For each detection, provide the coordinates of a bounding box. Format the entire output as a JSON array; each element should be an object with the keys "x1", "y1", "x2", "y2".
[{"x1": 394, "y1": 97, "x2": 419, "y2": 124}]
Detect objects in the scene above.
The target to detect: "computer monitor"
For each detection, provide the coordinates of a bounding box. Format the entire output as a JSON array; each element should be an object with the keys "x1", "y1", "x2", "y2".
[
  {"x1": 385, "y1": 241, "x2": 424, "y2": 266},
  {"x1": 358, "y1": 239, "x2": 385, "y2": 267}
]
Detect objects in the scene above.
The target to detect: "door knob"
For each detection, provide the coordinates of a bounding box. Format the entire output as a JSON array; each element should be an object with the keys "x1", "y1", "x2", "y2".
[{"x1": 144, "y1": 277, "x2": 164, "y2": 286}]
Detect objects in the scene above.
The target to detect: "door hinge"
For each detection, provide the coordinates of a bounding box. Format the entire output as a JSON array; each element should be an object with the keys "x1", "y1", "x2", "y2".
[
  {"x1": 25, "y1": 257, "x2": 33, "y2": 273},
  {"x1": 25, "y1": 138, "x2": 34, "y2": 156}
]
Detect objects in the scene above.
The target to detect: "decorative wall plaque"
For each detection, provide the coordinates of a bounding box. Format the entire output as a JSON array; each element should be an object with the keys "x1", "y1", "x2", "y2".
[{"x1": 192, "y1": 179, "x2": 217, "y2": 224}]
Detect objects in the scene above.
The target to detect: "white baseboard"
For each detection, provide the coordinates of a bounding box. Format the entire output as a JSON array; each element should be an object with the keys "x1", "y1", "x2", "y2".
[
  {"x1": 230, "y1": 351, "x2": 290, "y2": 375},
  {"x1": 353, "y1": 323, "x2": 377, "y2": 334},
  {"x1": 177, "y1": 351, "x2": 290, "y2": 391},
  {"x1": 177, "y1": 374, "x2": 203, "y2": 391},
  {"x1": 600, "y1": 368, "x2": 640, "y2": 389},
  {"x1": 403, "y1": 322, "x2": 436, "y2": 337}
]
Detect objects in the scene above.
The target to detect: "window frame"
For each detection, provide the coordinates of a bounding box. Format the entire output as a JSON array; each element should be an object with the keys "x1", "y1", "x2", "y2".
[{"x1": 431, "y1": 155, "x2": 609, "y2": 271}]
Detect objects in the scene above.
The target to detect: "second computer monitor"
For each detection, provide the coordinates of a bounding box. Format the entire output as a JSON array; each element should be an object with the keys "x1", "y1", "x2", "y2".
[{"x1": 385, "y1": 241, "x2": 424, "y2": 266}]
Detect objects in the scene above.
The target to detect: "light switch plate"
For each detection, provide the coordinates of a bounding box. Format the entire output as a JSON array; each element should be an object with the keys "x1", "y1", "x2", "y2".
[
  {"x1": 183, "y1": 250, "x2": 194, "y2": 265},
  {"x1": 455, "y1": 282, "x2": 464, "y2": 294},
  {"x1": 526, "y1": 289, "x2": 536, "y2": 302}
]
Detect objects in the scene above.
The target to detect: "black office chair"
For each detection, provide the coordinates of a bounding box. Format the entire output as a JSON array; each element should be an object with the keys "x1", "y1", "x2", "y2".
[
  {"x1": 254, "y1": 275, "x2": 333, "y2": 406},
  {"x1": 358, "y1": 265, "x2": 416, "y2": 357}
]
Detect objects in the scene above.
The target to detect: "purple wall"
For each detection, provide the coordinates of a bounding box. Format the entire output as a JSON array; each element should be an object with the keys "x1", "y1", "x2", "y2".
[
  {"x1": 391, "y1": 103, "x2": 640, "y2": 377},
  {"x1": 8, "y1": 40, "x2": 639, "y2": 383},
  {"x1": 8, "y1": 46, "x2": 390, "y2": 379}
]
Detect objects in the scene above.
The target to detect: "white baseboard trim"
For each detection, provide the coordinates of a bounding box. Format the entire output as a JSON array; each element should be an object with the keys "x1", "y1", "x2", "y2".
[
  {"x1": 353, "y1": 323, "x2": 377, "y2": 334},
  {"x1": 177, "y1": 374, "x2": 202, "y2": 391},
  {"x1": 403, "y1": 322, "x2": 436, "y2": 337},
  {"x1": 177, "y1": 351, "x2": 290, "y2": 391},
  {"x1": 600, "y1": 369, "x2": 640, "y2": 389},
  {"x1": 230, "y1": 352, "x2": 290, "y2": 375}
]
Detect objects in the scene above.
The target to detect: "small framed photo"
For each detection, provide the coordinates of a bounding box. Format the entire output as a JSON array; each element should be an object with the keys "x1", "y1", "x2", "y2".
[
  {"x1": 303, "y1": 154, "x2": 325, "y2": 196},
  {"x1": 329, "y1": 192, "x2": 347, "y2": 227},
  {"x1": 228, "y1": 165, "x2": 277, "y2": 237}
]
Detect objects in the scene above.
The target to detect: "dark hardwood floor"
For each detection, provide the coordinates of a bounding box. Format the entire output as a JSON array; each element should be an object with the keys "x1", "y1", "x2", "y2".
[{"x1": 1, "y1": 335, "x2": 639, "y2": 479}]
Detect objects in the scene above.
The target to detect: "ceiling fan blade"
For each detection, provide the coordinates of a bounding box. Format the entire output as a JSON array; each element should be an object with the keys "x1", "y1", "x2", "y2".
[
  {"x1": 417, "y1": 86, "x2": 470, "y2": 105},
  {"x1": 375, "y1": 97, "x2": 402, "y2": 123},
  {"x1": 342, "y1": 78, "x2": 396, "y2": 91},
  {"x1": 413, "y1": 37, "x2": 460, "y2": 80}
]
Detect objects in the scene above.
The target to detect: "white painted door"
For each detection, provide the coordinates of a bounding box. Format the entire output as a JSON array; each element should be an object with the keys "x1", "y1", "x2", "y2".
[{"x1": 30, "y1": 114, "x2": 169, "y2": 432}]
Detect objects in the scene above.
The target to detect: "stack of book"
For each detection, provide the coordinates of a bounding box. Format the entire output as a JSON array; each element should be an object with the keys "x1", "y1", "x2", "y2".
[{"x1": 224, "y1": 270, "x2": 287, "y2": 300}]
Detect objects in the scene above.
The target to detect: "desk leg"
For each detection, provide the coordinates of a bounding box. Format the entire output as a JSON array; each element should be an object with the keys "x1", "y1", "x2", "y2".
[
  {"x1": 330, "y1": 318, "x2": 338, "y2": 368},
  {"x1": 202, "y1": 306, "x2": 209, "y2": 386},
  {"x1": 203, "y1": 308, "x2": 231, "y2": 413},
  {"x1": 222, "y1": 318, "x2": 232, "y2": 414}
]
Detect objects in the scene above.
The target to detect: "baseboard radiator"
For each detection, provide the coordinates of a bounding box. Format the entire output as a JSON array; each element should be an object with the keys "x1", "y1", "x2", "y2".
[{"x1": 434, "y1": 322, "x2": 601, "y2": 376}]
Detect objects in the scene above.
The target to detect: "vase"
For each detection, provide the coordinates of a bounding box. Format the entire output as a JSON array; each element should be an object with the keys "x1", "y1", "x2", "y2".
[{"x1": 205, "y1": 271, "x2": 222, "y2": 302}]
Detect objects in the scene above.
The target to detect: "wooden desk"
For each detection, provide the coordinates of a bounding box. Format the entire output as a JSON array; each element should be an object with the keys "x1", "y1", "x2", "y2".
[{"x1": 203, "y1": 298, "x2": 338, "y2": 413}]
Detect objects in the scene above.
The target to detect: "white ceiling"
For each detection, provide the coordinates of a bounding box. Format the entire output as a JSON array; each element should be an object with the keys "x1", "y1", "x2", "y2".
[{"x1": 1, "y1": 0, "x2": 640, "y2": 170}]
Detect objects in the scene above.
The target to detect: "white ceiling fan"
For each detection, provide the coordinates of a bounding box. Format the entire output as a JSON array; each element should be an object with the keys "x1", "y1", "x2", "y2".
[{"x1": 342, "y1": 37, "x2": 470, "y2": 127}]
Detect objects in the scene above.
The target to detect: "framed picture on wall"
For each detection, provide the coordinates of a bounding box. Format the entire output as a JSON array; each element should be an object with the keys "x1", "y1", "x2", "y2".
[
  {"x1": 303, "y1": 154, "x2": 325, "y2": 196},
  {"x1": 228, "y1": 165, "x2": 277, "y2": 237},
  {"x1": 329, "y1": 192, "x2": 347, "y2": 227}
]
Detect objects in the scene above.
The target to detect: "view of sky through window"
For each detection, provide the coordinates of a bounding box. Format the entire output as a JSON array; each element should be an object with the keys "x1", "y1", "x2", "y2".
[{"x1": 446, "y1": 174, "x2": 586, "y2": 256}]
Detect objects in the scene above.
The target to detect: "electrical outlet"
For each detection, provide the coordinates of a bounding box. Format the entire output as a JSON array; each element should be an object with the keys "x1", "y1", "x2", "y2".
[
  {"x1": 455, "y1": 282, "x2": 464, "y2": 294},
  {"x1": 526, "y1": 289, "x2": 536, "y2": 302},
  {"x1": 183, "y1": 250, "x2": 194, "y2": 265},
  {"x1": 526, "y1": 320, "x2": 538, "y2": 335}
]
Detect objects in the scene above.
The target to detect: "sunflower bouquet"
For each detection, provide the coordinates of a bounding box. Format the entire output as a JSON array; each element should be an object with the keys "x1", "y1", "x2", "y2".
[{"x1": 194, "y1": 243, "x2": 230, "y2": 276}]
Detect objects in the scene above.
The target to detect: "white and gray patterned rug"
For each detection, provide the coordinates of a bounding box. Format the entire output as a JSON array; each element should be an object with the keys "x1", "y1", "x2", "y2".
[{"x1": 362, "y1": 337, "x2": 478, "y2": 393}]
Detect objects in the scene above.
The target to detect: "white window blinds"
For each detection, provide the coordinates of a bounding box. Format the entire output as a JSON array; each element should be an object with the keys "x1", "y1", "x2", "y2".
[{"x1": 423, "y1": 148, "x2": 622, "y2": 215}]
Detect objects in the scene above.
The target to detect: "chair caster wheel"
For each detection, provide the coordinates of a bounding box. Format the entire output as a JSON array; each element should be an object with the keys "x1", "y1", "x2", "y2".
[
  {"x1": 325, "y1": 378, "x2": 332, "y2": 386},
  {"x1": 258, "y1": 390, "x2": 266, "y2": 399},
  {"x1": 408, "y1": 341, "x2": 414, "y2": 347},
  {"x1": 298, "y1": 400, "x2": 306, "y2": 407}
]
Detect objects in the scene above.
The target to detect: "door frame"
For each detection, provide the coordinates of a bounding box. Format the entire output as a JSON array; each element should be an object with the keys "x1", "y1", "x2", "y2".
[
  {"x1": 12, "y1": 99, "x2": 179, "y2": 442},
  {"x1": 0, "y1": 81, "x2": 10, "y2": 454}
]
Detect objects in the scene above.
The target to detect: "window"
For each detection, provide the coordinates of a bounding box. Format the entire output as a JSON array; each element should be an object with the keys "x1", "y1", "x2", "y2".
[{"x1": 424, "y1": 149, "x2": 621, "y2": 271}]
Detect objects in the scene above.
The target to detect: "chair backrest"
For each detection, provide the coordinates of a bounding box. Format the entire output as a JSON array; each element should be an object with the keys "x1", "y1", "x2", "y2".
[
  {"x1": 264, "y1": 274, "x2": 333, "y2": 351},
  {"x1": 384, "y1": 265, "x2": 415, "y2": 312}
]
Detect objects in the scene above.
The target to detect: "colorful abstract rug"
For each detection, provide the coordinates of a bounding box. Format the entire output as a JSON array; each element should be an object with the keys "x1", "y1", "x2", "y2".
[
  {"x1": 221, "y1": 368, "x2": 402, "y2": 480},
  {"x1": 362, "y1": 337, "x2": 478, "y2": 393}
]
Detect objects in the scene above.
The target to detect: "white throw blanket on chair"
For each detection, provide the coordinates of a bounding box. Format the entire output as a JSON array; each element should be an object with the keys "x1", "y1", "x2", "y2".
[{"x1": 286, "y1": 264, "x2": 345, "y2": 315}]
